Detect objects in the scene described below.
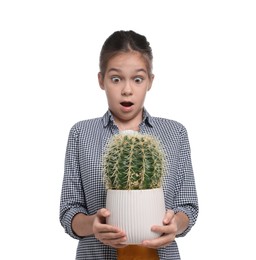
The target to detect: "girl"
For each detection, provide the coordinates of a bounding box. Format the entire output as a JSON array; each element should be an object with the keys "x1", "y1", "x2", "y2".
[{"x1": 60, "y1": 30, "x2": 199, "y2": 259}]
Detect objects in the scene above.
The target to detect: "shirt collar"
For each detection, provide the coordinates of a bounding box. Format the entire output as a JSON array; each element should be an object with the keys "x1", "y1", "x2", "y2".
[
  {"x1": 102, "y1": 108, "x2": 154, "y2": 128},
  {"x1": 102, "y1": 110, "x2": 114, "y2": 127}
]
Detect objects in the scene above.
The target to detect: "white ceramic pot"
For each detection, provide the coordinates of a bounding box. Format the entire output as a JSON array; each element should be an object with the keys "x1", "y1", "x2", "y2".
[{"x1": 106, "y1": 188, "x2": 166, "y2": 244}]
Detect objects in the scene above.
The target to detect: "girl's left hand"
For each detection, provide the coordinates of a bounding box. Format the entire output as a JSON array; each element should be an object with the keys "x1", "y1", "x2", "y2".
[{"x1": 142, "y1": 209, "x2": 178, "y2": 249}]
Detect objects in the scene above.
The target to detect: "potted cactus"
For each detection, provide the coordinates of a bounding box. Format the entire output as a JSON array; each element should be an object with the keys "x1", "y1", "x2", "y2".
[{"x1": 103, "y1": 130, "x2": 166, "y2": 244}]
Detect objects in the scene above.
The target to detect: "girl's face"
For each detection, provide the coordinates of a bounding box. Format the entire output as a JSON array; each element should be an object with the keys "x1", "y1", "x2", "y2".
[{"x1": 98, "y1": 52, "x2": 154, "y2": 129}]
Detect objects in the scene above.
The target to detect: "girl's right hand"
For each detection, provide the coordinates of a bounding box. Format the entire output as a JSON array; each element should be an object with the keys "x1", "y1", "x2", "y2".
[{"x1": 92, "y1": 208, "x2": 127, "y2": 248}]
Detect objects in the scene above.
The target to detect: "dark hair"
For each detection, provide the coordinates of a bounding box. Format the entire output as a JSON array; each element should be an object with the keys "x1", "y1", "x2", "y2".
[{"x1": 99, "y1": 30, "x2": 153, "y2": 77}]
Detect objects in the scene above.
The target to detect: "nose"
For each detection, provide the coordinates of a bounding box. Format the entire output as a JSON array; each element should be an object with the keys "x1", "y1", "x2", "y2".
[{"x1": 121, "y1": 81, "x2": 133, "y2": 96}]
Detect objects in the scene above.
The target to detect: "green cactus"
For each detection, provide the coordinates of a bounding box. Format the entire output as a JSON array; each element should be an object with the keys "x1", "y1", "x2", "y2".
[{"x1": 103, "y1": 131, "x2": 166, "y2": 190}]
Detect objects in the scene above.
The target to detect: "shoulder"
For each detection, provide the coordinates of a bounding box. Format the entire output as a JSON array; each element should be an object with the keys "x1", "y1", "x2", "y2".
[
  {"x1": 150, "y1": 116, "x2": 187, "y2": 134},
  {"x1": 73, "y1": 117, "x2": 102, "y2": 128},
  {"x1": 149, "y1": 116, "x2": 191, "y2": 150},
  {"x1": 69, "y1": 117, "x2": 103, "y2": 137}
]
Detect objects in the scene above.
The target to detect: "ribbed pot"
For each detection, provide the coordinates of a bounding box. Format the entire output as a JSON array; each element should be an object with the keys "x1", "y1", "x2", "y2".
[{"x1": 106, "y1": 188, "x2": 166, "y2": 244}]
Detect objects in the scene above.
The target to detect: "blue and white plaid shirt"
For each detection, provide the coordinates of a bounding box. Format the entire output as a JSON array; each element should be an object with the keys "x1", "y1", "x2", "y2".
[{"x1": 60, "y1": 109, "x2": 199, "y2": 260}]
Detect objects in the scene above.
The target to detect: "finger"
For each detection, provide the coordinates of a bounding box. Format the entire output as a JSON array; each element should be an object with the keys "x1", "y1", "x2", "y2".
[
  {"x1": 142, "y1": 233, "x2": 175, "y2": 249},
  {"x1": 95, "y1": 230, "x2": 126, "y2": 246},
  {"x1": 95, "y1": 223, "x2": 123, "y2": 235},
  {"x1": 101, "y1": 233, "x2": 126, "y2": 242},
  {"x1": 163, "y1": 209, "x2": 175, "y2": 225},
  {"x1": 97, "y1": 228, "x2": 118, "y2": 236},
  {"x1": 151, "y1": 223, "x2": 177, "y2": 235},
  {"x1": 105, "y1": 239, "x2": 128, "y2": 248},
  {"x1": 97, "y1": 208, "x2": 110, "y2": 218},
  {"x1": 100, "y1": 233, "x2": 127, "y2": 246}
]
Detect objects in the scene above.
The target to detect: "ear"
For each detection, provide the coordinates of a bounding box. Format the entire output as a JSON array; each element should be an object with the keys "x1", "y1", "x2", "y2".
[
  {"x1": 147, "y1": 74, "x2": 154, "y2": 91},
  {"x1": 98, "y1": 72, "x2": 105, "y2": 90}
]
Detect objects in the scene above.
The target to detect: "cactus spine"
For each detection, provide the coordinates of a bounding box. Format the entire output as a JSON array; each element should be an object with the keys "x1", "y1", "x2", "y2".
[{"x1": 103, "y1": 131, "x2": 165, "y2": 190}]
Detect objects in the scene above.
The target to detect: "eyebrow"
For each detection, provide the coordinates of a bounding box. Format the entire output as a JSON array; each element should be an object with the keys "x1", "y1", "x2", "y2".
[{"x1": 107, "y1": 68, "x2": 147, "y2": 74}]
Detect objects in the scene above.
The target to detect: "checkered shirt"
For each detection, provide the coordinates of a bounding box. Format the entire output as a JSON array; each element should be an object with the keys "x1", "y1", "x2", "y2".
[{"x1": 60, "y1": 109, "x2": 199, "y2": 260}]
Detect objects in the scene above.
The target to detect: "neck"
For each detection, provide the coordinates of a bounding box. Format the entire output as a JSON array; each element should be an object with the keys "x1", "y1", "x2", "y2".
[
  {"x1": 112, "y1": 110, "x2": 143, "y2": 132},
  {"x1": 114, "y1": 118, "x2": 141, "y2": 132},
  {"x1": 118, "y1": 125, "x2": 139, "y2": 131}
]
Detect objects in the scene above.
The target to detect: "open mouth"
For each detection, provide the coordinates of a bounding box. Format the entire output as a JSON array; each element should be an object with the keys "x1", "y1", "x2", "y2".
[{"x1": 120, "y1": 102, "x2": 134, "y2": 107}]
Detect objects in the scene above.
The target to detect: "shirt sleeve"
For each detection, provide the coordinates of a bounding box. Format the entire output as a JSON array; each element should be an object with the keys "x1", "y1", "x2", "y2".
[
  {"x1": 59, "y1": 124, "x2": 88, "y2": 239},
  {"x1": 173, "y1": 125, "x2": 199, "y2": 237}
]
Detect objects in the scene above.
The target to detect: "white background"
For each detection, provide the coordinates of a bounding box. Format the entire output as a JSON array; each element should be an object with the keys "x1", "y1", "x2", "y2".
[{"x1": 1, "y1": 0, "x2": 255, "y2": 259}]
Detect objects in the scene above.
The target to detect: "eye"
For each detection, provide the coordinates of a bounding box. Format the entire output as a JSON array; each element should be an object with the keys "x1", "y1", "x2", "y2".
[
  {"x1": 111, "y1": 76, "x2": 121, "y2": 83},
  {"x1": 134, "y1": 77, "x2": 143, "y2": 84}
]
